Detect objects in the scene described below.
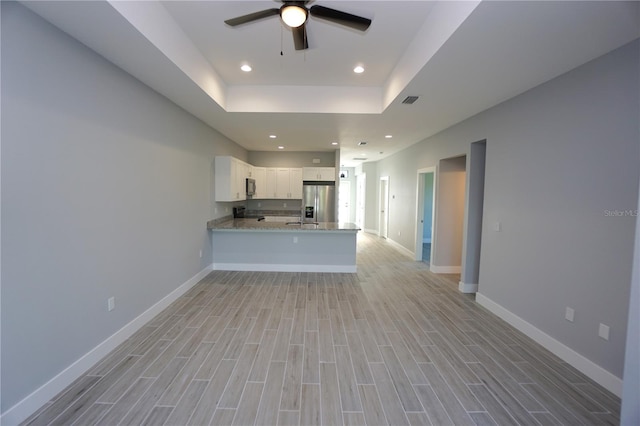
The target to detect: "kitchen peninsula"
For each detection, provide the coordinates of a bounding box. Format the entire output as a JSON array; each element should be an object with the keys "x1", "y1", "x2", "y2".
[{"x1": 207, "y1": 217, "x2": 360, "y2": 273}]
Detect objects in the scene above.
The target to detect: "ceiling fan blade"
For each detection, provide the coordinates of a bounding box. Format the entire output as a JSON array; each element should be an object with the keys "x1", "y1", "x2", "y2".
[
  {"x1": 309, "y1": 5, "x2": 371, "y2": 31},
  {"x1": 224, "y1": 8, "x2": 279, "y2": 26},
  {"x1": 292, "y1": 23, "x2": 309, "y2": 50}
]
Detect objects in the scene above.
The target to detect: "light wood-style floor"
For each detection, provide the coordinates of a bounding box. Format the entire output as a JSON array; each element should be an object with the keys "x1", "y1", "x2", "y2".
[{"x1": 24, "y1": 232, "x2": 620, "y2": 426}]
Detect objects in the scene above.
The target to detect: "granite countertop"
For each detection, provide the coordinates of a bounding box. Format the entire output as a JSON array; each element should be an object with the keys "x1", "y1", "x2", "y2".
[{"x1": 207, "y1": 217, "x2": 360, "y2": 232}]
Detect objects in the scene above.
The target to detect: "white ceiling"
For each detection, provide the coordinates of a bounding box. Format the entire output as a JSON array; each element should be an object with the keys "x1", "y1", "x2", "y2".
[{"x1": 22, "y1": 1, "x2": 640, "y2": 166}]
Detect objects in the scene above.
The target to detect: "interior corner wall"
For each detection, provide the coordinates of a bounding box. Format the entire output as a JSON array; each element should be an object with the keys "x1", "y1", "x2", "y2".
[
  {"x1": 1, "y1": 2, "x2": 246, "y2": 416},
  {"x1": 376, "y1": 39, "x2": 639, "y2": 385},
  {"x1": 621, "y1": 176, "x2": 640, "y2": 423}
]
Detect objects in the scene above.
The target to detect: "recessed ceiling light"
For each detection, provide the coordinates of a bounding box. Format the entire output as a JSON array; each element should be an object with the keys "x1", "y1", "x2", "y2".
[
  {"x1": 385, "y1": 135, "x2": 393, "y2": 139},
  {"x1": 353, "y1": 65, "x2": 364, "y2": 74},
  {"x1": 269, "y1": 135, "x2": 277, "y2": 139},
  {"x1": 278, "y1": 146, "x2": 284, "y2": 150},
  {"x1": 331, "y1": 142, "x2": 338, "y2": 146},
  {"x1": 241, "y1": 64, "x2": 252, "y2": 72}
]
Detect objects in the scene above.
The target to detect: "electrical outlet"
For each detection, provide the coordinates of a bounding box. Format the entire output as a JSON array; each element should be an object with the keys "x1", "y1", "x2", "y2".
[
  {"x1": 494, "y1": 221, "x2": 502, "y2": 232},
  {"x1": 258, "y1": 202, "x2": 261, "y2": 207},
  {"x1": 599, "y1": 323, "x2": 610, "y2": 340},
  {"x1": 283, "y1": 203, "x2": 287, "y2": 208},
  {"x1": 199, "y1": 250, "x2": 203, "y2": 258},
  {"x1": 565, "y1": 307, "x2": 574, "y2": 322},
  {"x1": 107, "y1": 297, "x2": 115, "y2": 312},
  {"x1": 225, "y1": 207, "x2": 229, "y2": 213},
  {"x1": 214, "y1": 207, "x2": 218, "y2": 214},
  {"x1": 293, "y1": 236, "x2": 298, "y2": 243}
]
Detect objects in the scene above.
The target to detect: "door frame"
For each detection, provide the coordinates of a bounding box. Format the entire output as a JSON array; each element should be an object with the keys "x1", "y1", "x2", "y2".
[
  {"x1": 379, "y1": 176, "x2": 389, "y2": 238},
  {"x1": 415, "y1": 167, "x2": 437, "y2": 261}
]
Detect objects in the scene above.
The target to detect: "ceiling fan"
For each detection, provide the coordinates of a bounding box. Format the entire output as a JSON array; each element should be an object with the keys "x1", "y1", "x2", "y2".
[{"x1": 224, "y1": 1, "x2": 372, "y2": 51}]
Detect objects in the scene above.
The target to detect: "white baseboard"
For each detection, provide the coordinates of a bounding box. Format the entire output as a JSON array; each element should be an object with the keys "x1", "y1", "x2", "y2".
[
  {"x1": 363, "y1": 228, "x2": 378, "y2": 235},
  {"x1": 1, "y1": 264, "x2": 213, "y2": 426},
  {"x1": 213, "y1": 263, "x2": 357, "y2": 273},
  {"x1": 386, "y1": 238, "x2": 415, "y2": 259},
  {"x1": 430, "y1": 265, "x2": 461, "y2": 274},
  {"x1": 475, "y1": 292, "x2": 623, "y2": 397},
  {"x1": 458, "y1": 281, "x2": 478, "y2": 293}
]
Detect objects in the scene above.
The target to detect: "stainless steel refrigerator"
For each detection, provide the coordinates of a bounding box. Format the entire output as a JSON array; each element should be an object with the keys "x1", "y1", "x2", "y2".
[{"x1": 303, "y1": 182, "x2": 336, "y2": 222}]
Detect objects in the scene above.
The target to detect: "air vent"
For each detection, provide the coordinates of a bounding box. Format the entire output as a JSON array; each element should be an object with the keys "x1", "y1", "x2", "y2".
[
  {"x1": 402, "y1": 96, "x2": 419, "y2": 104},
  {"x1": 352, "y1": 157, "x2": 367, "y2": 161},
  {"x1": 357, "y1": 141, "x2": 367, "y2": 146}
]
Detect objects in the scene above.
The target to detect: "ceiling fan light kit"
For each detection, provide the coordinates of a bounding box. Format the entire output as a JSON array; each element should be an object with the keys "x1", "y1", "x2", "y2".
[
  {"x1": 224, "y1": 1, "x2": 372, "y2": 51},
  {"x1": 281, "y1": 5, "x2": 308, "y2": 28}
]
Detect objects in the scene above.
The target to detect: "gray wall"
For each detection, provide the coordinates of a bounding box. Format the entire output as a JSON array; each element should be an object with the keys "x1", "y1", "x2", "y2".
[
  {"x1": 1, "y1": 3, "x2": 246, "y2": 412},
  {"x1": 373, "y1": 39, "x2": 639, "y2": 379},
  {"x1": 248, "y1": 151, "x2": 336, "y2": 168},
  {"x1": 621, "y1": 178, "x2": 640, "y2": 423}
]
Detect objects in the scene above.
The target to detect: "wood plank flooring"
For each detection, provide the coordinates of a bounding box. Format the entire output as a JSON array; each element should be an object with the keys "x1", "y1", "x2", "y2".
[{"x1": 23, "y1": 232, "x2": 621, "y2": 425}]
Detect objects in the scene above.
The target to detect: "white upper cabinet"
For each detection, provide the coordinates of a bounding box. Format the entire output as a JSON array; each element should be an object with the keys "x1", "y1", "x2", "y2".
[
  {"x1": 215, "y1": 156, "x2": 251, "y2": 202},
  {"x1": 302, "y1": 167, "x2": 335, "y2": 182},
  {"x1": 251, "y1": 167, "x2": 266, "y2": 199},
  {"x1": 274, "y1": 168, "x2": 303, "y2": 199},
  {"x1": 215, "y1": 156, "x2": 304, "y2": 201},
  {"x1": 290, "y1": 168, "x2": 303, "y2": 198},
  {"x1": 265, "y1": 168, "x2": 277, "y2": 198}
]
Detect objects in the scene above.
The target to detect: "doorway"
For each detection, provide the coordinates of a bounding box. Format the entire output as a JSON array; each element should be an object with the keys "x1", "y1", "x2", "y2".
[
  {"x1": 379, "y1": 177, "x2": 389, "y2": 239},
  {"x1": 415, "y1": 168, "x2": 436, "y2": 264},
  {"x1": 432, "y1": 156, "x2": 466, "y2": 275}
]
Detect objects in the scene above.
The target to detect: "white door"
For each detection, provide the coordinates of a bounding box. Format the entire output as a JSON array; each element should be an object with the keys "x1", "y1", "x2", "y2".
[
  {"x1": 379, "y1": 177, "x2": 389, "y2": 239},
  {"x1": 339, "y1": 181, "x2": 351, "y2": 223}
]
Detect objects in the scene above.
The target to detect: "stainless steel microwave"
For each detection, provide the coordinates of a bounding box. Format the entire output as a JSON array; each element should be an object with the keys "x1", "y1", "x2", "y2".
[{"x1": 246, "y1": 178, "x2": 256, "y2": 196}]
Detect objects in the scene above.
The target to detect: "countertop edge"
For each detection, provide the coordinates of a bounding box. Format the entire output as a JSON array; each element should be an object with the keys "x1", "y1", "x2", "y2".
[{"x1": 207, "y1": 218, "x2": 360, "y2": 232}]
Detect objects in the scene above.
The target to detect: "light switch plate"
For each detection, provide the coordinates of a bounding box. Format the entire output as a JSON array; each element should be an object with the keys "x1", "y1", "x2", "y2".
[
  {"x1": 565, "y1": 307, "x2": 574, "y2": 322},
  {"x1": 599, "y1": 323, "x2": 610, "y2": 340}
]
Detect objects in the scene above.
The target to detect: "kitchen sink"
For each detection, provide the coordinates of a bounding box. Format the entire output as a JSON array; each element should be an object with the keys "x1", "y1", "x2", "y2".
[{"x1": 257, "y1": 216, "x2": 301, "y2": 223}]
